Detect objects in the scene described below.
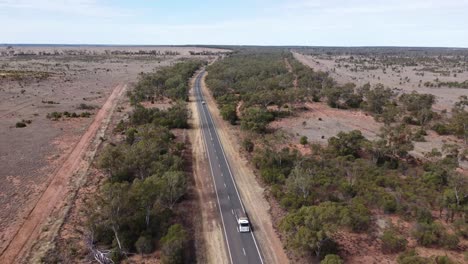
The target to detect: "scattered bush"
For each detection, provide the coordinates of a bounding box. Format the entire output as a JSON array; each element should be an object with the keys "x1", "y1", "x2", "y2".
[{"x1": 47, "y1": 111, "x2": 92, "y2": 120}]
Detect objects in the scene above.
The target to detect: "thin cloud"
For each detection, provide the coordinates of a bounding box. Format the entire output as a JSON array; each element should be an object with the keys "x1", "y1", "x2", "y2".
[
  {"x1": 0, "y1": 0, "x2": 132, "y2": 17},
  {"x1": 284, "y1": 0, "x2": 468, "y2": 14}
]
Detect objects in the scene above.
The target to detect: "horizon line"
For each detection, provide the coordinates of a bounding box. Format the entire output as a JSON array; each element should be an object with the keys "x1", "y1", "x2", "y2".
[{"x1": 1, "y1": 43, "x2": 468, "y2": 49}]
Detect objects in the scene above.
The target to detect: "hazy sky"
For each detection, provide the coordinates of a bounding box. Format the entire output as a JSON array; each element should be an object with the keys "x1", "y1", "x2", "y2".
[{"x1": 1, "y1": 0, "x2": 468, "y2": 47}]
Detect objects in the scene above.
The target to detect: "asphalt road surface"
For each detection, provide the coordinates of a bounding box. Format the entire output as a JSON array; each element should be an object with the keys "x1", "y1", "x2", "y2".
[{"x1": 194, "y1": 70, "x2": 264, "y2": 264}]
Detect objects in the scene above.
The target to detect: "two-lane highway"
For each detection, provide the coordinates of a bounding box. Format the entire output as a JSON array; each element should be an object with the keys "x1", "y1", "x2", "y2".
[{"x1": 194, "y1": 70, "x2": 264, "y2": 264}]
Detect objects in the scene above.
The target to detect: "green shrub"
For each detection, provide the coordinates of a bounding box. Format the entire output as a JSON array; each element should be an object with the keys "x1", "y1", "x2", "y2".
[
  {"x1": 321, "y1": 254, "x2": 343, "y2": 264},
  {"x1": 78, "y1": 103, "x2": 97, "y2": 110},
  {"x1": 412, "y1": 222, "x2": 444, "y2": 247},
  {"x1": 109, "y1": 248, "x2": 124, "y2": 263},
  {"x1": 80, "y1": 112, "x2": 92, "y2": 118},
  {"x1": 260, "y1": 167, "x2": 285, "y2": 184},
  {"x1": 240, "y1": 107, "x2": 274, "y2": 133},
  {"x1": 414, "y1": 207, "x2": 433, "y2": 224},
  {"x1": 435, "y1": 256, "x2": 455, "y2": 264},
  {"x1": 453, "y1": 219, "x2": 468, "y2": 238},
  {"x1": 15, "y1": 122, "x2": 27, "y2": 128},
  {"x1": 412, "y1": 129, "x2": 426, "y2": 142},
  {"x1": 349, "y1": 200, "x2": 371, "y2": 232},
  {"x1": 47, "y1": 111, "x2": 63, "y2": 120},
  {"x1": 381, "y1": 228, "x2": 407, "y2": 253},
  {"x1": 135, "y1": 236, "x2": 154, "y2": 255},
  {"x1": 397, "y1": 250, "x2": 429, "y2": 264},
  {"x1": 160, "y1": 224, "x2": 187, "y2": 264},
  {"x1": 328, "y1": 130, "x2": 366, "y2": 157},
  {"x1": 432, "y1": 123, "x2": 450, "y2": 135},
  {"x1": 382, "y1": 195, "x2": 397, "y2": 214},
  {"x1": 242, "y1": 138, "x2": 254, "y2": 152},
  {"x1": 220, "y1": 103, "x2": 238, "y2": 125},
  {"x1": 300, "y1": 135, "x2": 308, "y2": 145},
  {"x1": 440, "y1": 233, "x2": 459, "y2": 250},
  {"x1": 125, "y1": 128, "x2": 137, "y2": 145}
]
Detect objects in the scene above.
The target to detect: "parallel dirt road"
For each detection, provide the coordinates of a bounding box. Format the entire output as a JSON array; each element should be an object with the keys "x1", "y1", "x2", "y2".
[{"x1": 0, "y1": 83, "x2": 127, "y2": 264}]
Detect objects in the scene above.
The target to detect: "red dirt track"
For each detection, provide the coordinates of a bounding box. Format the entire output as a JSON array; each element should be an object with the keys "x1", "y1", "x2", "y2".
[{"x1": 0, "y1": 83, "x2": 127, "y2": 263}]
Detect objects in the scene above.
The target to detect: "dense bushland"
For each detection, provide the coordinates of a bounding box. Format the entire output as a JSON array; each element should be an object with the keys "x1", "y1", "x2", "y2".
[
  {"x1": 86, "y1": 61, "x2": 199, "y2": 263},
  {"x1": 255, "y1": 129, "x2": 466, "y2": 260}
]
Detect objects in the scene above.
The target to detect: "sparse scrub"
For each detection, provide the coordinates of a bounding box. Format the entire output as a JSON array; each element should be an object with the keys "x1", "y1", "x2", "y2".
[
  {"x1": 77, "y1": 103, "x2": 97, "y2": 110},
  {"x1": 15, "y1": 121, "x2": 27, "y2": 128},
  {"x1": 41, "y1": 100, "x2": 60, "y2": 104},
  {"x1": 47, "y1": 111, "x2": 92, "y2": 120}
]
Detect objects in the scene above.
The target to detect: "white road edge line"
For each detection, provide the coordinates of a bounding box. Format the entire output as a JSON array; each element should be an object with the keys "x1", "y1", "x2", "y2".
[
  {"x1": 200, "y1": 71, "x2": 265, "y2": 264},
  {"x1": 243, "y1": 248, "x2": 247, "y2": 256},
  {"x1": 196, "y1": 72, "x2": 234, "y2": 264}
]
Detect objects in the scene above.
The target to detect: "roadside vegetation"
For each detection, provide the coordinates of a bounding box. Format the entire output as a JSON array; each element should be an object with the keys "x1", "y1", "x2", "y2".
[
  {"x1": 206, "y1": 50, "x2": 467, "y2": 262},
  {"x1": 128, "y1": 60, "x2": 203, "y2": 104},
  {"x1": 84, "y1": 61, "x2": 201, "y2": 263}
]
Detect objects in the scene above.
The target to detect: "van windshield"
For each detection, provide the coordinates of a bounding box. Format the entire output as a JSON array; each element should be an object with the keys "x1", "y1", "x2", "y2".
[{"x1": 240, "y1": 223, "x2": 249, "y2": 227}]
